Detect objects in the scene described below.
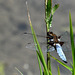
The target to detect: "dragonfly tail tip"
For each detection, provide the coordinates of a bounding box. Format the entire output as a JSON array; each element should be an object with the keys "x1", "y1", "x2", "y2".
[{"x1": 63, "y1": 61, "x2": 67, "y2": 63}]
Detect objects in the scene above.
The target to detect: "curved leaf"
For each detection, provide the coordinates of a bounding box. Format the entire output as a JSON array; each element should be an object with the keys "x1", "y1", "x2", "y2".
[
  {"x1": 69, "y1": 11, "x2": 75, "y2": 75},
  {"x1": 50, "y1": 55, "x2": 72, "y2": 72},
  {"x1": 58, "y1": 66, "x2": 60, "y2": 75},
  {"x1": 52, "y1": 4, "x2": 59, "y2": 15}
]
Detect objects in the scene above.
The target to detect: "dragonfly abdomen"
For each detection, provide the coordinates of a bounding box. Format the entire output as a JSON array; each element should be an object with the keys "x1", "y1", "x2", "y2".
[{"x1": 56, "y1": 44, "x2": 67, "y2": 63}]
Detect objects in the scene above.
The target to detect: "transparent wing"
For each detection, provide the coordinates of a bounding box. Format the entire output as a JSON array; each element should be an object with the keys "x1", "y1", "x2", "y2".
[
  {"x1": 60, "y1": 31, "x2": 71, "y2": 51},
  {"x1": 25, "y1": 32, "x2": 55, "y2": 52},
  {"x1": 26, "y1": 43, "x2": 37, "y2": 51},
  {"x1": 25, "y1": 31, "x2": 71, "y2": 52},
  {"x1": 26, "y1": 42, "x2": 55, "y2": 52}
]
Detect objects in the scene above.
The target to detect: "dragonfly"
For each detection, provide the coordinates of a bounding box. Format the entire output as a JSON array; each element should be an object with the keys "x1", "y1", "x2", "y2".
[{"x1": 24, "y1": 31, "x2": 71, "y2": 63}]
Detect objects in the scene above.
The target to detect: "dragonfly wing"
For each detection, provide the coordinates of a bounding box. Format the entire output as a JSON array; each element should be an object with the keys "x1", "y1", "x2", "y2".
[
  {"x1": 60, "y1": 31, "x2": 71, "y2": 51},
  {"x1": 26, "y1": 42, "x2": 55, "y2": 52},
  {"x1": 48, "y1": 46, "x2": 55, "y2": 52},
  {"x1": 26, "y1": 43, "x2": 37, "y2": 51},
  {"x1": 56, "y1": 44, "x2": 67, "y2": 63},
  {"x1": 41, "y1": 44, "x2": 55, "y2": 52},
  {"x1": 25, "y1": 31, "x2": 71, "y2": 52}
]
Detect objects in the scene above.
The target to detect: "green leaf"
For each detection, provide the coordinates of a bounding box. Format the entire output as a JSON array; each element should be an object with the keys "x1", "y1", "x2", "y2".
[
  {"x1": 58, "y1": 66, "x2": 60, "y2": 75},
  {"x1": 26, "y1": 2, "x2": 49, "y2": 75},
  {"x1": 36, "y1": 51, "x2": 50, "y2": 75},
  {"x1": 69, "y1": 11, "x2": 75, "y2": 75},
  {"x1": 52, "y1": 4, "x2": 59, "y2": 15},
  {"x1": 0, "y1": 63, "x2": 5, "y2": 75},
  {"x1": 36, "y1": 51, "x2": 43, "y2": 75},
  {"x1": 49, "y1": 70, "x2": 52, "y2": 75},
  {"x1": 46, "y1": 4, "x2": 59, "y2": 31},
  {"x1": 70, "y1": 61, "x2": 73, "y2": 67},
  {"x1": 30, "y1": 23, "x2": 49, "y2": 75},
  {"x1": 50, "y1": 55, "x2": 72, "y2": 72},
  {"x1": 47, "y1": 52, "x2": 51, "y2": 72},
  {"x1": 48, "y1": 14, "x2": 53, "y2": 28},
  {"x1": 46, "y1": 0, "x2": 52, "y2": 18},
  {"x1": 43, "y1": 68, "x2": 47, "y2": 75}
]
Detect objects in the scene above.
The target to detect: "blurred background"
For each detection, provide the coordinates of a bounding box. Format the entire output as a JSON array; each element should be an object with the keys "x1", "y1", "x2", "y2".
[{"x1": 0, "y1": 0, "x2": 75, "y2": 75}]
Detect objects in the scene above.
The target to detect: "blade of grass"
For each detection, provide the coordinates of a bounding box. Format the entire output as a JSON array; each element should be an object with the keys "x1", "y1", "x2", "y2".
[
  {"x1": 49, "y1": 70, "x2": 52, "y2": 75},
  {"x1": 36, "y1": 51, "x2": 49, "y2": 75},
  {"x1": 69, "y1": 11, "x2": 75, "y2": 75},
  {"x1": 70, "y1": 61, "x2": 73, "y2": 67},
  {"x1": 43, "y1": 68, "x2": 47, "y2": 75},
  {"x1": 46, "y1": 0, "x2": 52, "y2": 19},
  {"x1": 47, "y1": 52, "x2": 51, "y2": 72},
  {"x1": 15, "y1": 67, "x2": 23, "y2": 75},
  {"x1": 45, "y1": 0, "x2": 53, "y2": 73},
  {"x1": 26, "y1": 2, "x2": 49, "y2": 75},
  {"x1": 52, "y1": 4, "x2": 59, "y2": 15},
  {"x1": 58, "y1": 66, "x2": 60, "y2": 75},
  {"x1": 36, "y1": 51, "x2": 53, "y2": 75},
  {"x1": 45, "y1": 0, "x2": 52, "y2": 31},
  {"x1": 0, "y1": 63, "x2": 5, "y2": 75},
  {"x1": 36, "y1": 51, "x2": 43, "y2": 75},
  {"x1": 48, "y1": 4, "x2": 59, "y2": 29},
  {"x1": 50, "y1": 55, "x2": 72, "y2": 72},
  {"x1": 46, "y1": 4, "x2": 59, "y2": 31}
]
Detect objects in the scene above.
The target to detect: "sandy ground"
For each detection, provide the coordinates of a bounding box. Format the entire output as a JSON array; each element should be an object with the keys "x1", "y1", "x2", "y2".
[{"x1": 0, "y1": 0, "x2": 75, "y2": 75}]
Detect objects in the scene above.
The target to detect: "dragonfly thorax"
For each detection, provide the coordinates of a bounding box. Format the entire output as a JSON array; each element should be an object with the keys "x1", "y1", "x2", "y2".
[{"x1": 47, "y1": 32, "x2": 62, "y2": 47}]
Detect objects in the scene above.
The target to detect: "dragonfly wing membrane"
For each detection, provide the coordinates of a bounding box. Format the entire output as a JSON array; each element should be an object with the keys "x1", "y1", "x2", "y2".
[
  {"x1": 26, "y1": 43, "x2": 55, "y2": 52},
  {"x1": 60, "y1": 31, "x2": 71, "y2": 51},
  {"x1": 25, "y1": 31, "x2": 71, "y2": 52},
  {"x1": 26, "y1": 43, "x2": 37, "y2": 51}
]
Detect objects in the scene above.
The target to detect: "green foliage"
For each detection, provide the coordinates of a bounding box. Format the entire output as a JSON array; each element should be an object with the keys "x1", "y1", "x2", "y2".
[
  {"x1": 58, "y1": 66, "x2": 60, "y2": 75},
  {"x1": 52, "y1": 4, "x2": 59, "y2": 15},
  {"x1": 47, "y1": 52, "x2": 51, "y2": 72},
  {"x1": 46, "y1": 0, "x2": 52, "y2": 19},
  {"x1": 36, "y1": 51, "x2": 43, "y2": 75},
  {"x1": 69, "y1": 11, "x2": 75, "y2": 75},
  {"x1": 50, "y1": 11, "x2": 75, "y2": 75},
  {"x1": 0, "y1": 63, "x2": 5, "y2": 75},
  {"x1": 46, "y1": 0, "x2": 52, "y2": 18},
  {"x1": 45, "y1": 0, "x2": 59, "y2": 31},
  {"x1": 45, "y1": 1, "x2": 59, "y2": 74},
  {"x1": 26, "y1": 0, "x2": 75, "y2": 75},
  {"x1": 50, "y1": 55, "x2": 72, "y2": 72},
  {"x1": 26, "y1": 1, "x2": 49, "y2": 75}
]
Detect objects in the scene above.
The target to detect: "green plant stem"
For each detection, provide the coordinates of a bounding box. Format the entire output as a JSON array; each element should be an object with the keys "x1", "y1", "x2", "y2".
[
  {"x1": 47, "y1": 52, "x2": 51, "y2": 71},
  {"x1": 69, "y1": 11, "x2": 75, "y2": 75},
  {"x1": 45, "y1": 0, "x2": 52, "y2": 73},
  {"x1": 37, "y1": 52, "x2": 43, "y2": 75}
]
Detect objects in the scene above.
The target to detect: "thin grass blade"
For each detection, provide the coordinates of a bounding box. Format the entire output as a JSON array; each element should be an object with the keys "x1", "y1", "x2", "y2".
[
  {"x1": 15, "y1": 67, "x2": 23, "y2": 75},
  {"x1": 46, "y1": 0, "x2": 52, "y2": 19},
  {"x1": 50, "y1": 55, "x2": 72, "y2": 72},
  {"x1": 58, "y1": 66, "x2": 60, "y2": 75},
  {"x1": 36, "y1": 51, "x2": 43, "y2": 75},
  {"x1": 0, "y1": 63, "x2": 5, "y2": 75},
  {"x1": 26, "y1": 2, "x2": 49, "y2": 75},
  {"x1": 43, "y1": 68, "x2": 47, "y2": 75},
  {"x1": 49, "y1": 70, "x2": 52, "y2": 75},
  {"x1": 48, "y1": 4, "x2": 59, "y2": 28},
  {"x1": 52, "y1": 4, "x2": 59, "y2": 15},
  {"x1": 69, "y1": 11, "x2": 75, "y2": 75}
]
